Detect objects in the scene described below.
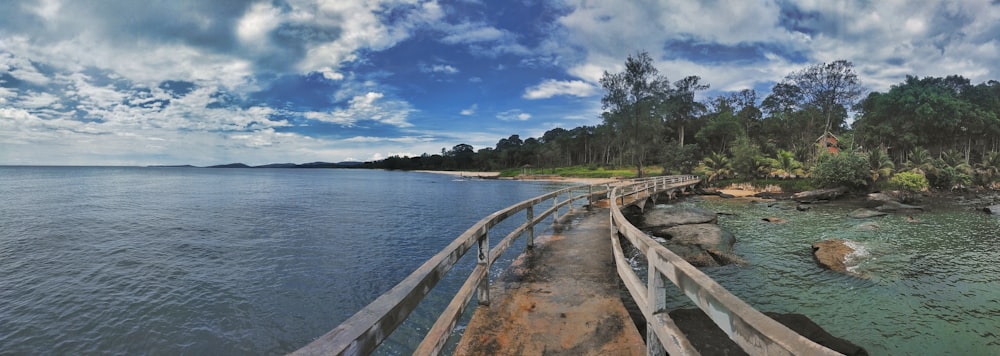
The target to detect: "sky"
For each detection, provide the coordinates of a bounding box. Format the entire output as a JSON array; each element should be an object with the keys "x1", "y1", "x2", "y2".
[{"x1": 2, "y1": 0, "x2": 1000, "y2": 166}]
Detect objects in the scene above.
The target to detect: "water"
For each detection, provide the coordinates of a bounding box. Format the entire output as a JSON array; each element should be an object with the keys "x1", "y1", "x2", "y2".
[
  {"x1": 0, "y1": 167, "x2": 572, "y2": 354},
  {"x1": 659, "y1": 197, "x2": 1000, "y2": 355}
]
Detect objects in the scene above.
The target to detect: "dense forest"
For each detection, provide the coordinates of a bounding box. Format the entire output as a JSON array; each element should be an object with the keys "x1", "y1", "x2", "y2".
[{"x1": 366, "y1": 51, "x2": 1000, "y2": 191}]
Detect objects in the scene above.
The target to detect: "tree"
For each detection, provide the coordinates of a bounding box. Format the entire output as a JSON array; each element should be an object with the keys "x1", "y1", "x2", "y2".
[
  {"x1": 664, "y1": 75, "x2": 709, "y2": 147},
  {"x1": 767, "y1": 149, "x2": 805, "y2": 178},
  {"x1": 731, "y1": 136, "x2": 768, "y2": 179},
  {"x1": 866, "y1": 147, "x2": 895, "y2": 188},
  {"x1": 695, "y1": 152, "x2": 732, "y2": 183},
  {"x1": 600, "y1": 51, "x2": 672, "y2": 177},
  {"x1": 811, "y1": 151, "x2": 869, "y2": 189},
  {"x1": 786, "y1": 60, "x2": 865, "y2": 135}
]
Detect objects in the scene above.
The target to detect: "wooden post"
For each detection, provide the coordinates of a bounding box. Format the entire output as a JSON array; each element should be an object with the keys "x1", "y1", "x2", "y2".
[
  {"x1": 477, "y1": 229, "x2": 490, "y2": 306},
  {"x1": 647, "y1": 253, "x2": 668, "y2": 355},
  {"x1": 552, "y1": 193, "x2": 560, "y2": 226},
  {"x1": 587, "y1": 184, "x2": 593, "y2": 211},
  {"x1": 526, "y1": 205, "x2": 535, "y2": 249}
]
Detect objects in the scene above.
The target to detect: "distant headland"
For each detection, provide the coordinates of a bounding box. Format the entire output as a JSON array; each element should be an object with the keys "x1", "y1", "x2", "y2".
[{"x1": 147, "y1": 162, "x2": 364, "y2": 169}]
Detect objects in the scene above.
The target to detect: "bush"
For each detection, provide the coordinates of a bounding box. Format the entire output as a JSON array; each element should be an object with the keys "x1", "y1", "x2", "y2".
[
  {"x1": 889, "y1": 171, "x2": 929, "y2": 192},
  {"x1": 811, "y1": 152, "x2": 869, "y2": 190}
]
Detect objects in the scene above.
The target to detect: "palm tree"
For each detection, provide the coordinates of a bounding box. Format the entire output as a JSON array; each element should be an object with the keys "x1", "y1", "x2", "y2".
[
  {"x1": 767, "y1": 149, "x2": 805, "y2": 178},
  {"x1": 941, "y1": 149, "x2": 972, "y2": 176},
  {"x1": 696, "y1": 152, "x2": 732, "y2": 183},
  {"x1": 867, "y1": 147, "x2": 895, "y2": 187},
  {"x1": 905, "y1": 147, "x2": 935, "y2": 175},
  {"x1": 976, "y1": 151, "x2": 1000, "y2": 187}
]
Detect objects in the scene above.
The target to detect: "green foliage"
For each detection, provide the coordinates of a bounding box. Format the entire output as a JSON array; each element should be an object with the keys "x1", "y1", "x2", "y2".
[
  {"x1": 890, "y1": 171, "x2": 929, "y2": 192},
  {"x1": 867, "y1": 147, "x2": 895, "y2": 186},
  {"x1": 694, "y1": 152, "x2": 732, "y2": 182},
  {"x1": 975, "y1": 151, "x2": 1000, "y2": 186},
  {"x1": 811, "y1": 152, "x2": 869, "y2": 189},
  {"x1": 766, "y1": 149, "x2": 805, "y2": 178},
  {"x1": 730, "y1": 136, "x2": 768, "y2": 179}
]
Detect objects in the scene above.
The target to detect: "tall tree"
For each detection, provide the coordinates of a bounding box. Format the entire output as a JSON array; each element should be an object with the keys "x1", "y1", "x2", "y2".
[
  {"x1": 600, "y1": 51, "x2": 671, "y2": 177},
  {"x1": 784, "y1": 60, "x2": 864, "y2": 139},
  {"x1": 665, "y1": 75, "x2": 709, "y2": 147}
]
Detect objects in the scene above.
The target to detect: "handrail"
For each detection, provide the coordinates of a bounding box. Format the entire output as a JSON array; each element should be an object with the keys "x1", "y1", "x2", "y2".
[
  {"x1": 292, "y1": 180, "x2": 614, "y2": 356},
  {"x1": 608, "y1": 176, "x2": 843, "y2": 355}
]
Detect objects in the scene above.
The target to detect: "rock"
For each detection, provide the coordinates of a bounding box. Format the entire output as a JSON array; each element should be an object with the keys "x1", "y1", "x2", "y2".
[
  {"x1": 754, "y1": 191, "x2": 791, "y2": 199},
  {"x1": 642, "y1": 207, "x2": 717, "y2": 228},
  {"x1": 848, "y1": 208, "x2": 888, "y2": 219},
  {"x1": 982, "y1": 204, "x2": 1000, "y2": 215},
  {"x1": 811, "y1": 239, "x2": 855, "y2": 274},
  {"x1": 761, "y1": 216, "x2": 788, "y2": 224},
  {"x1": 654, "y1": 224, "x2": 736, "y2": 249},
  {"x1": 718, "y1": 193, "x2": 735, "y2": 199},
  {"x1": 874, "y1": 200, "x2": 924, "y2": 212},
  {"x1": 667, "y1": 309, "x2": 869, "y2": 356},
  {"x1": 854, "y1": 222, "x2": 880, "y2": 231},
  {"x1": 792, "y1": 187, "x2": 849, "y2": 203},
  {"x1": 764, "y1": 313, "x2": 871, "y2": 356},
  {"x1": 796, "y1": 204, "x2": 811, "y2": 211},
  {"x1": 866, "y1": 192, "x2": 894, "y2": 203},
  {"x1": 654, "y1": 224, "x2": 740, "y2": 267},
  {"x1": 767, "y1": 201, "x2": 795, "y2": 210}
]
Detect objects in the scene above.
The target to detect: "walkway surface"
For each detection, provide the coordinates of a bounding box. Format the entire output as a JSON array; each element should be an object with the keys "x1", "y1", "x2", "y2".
[{"x1": 455, "y1": 207, "x2": 644, "y2": 355}]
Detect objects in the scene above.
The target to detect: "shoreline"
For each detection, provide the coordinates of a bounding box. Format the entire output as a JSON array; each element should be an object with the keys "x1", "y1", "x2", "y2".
[{"x1": 414, "y1": 170, "x2": 618, "y2": 185}]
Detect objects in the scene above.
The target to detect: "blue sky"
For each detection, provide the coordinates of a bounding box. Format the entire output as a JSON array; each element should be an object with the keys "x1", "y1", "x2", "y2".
[{"x1": 2, "y1": 0, "x2": 1000, "y2": 166}]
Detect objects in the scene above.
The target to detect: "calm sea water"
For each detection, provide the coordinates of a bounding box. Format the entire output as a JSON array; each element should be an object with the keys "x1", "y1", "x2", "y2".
[
  {"x1": 665, "y1": 197, "x2": 1000, "y2": 355},
  {"x1": 0, "y1": 167, "x2": 572, "y2": 355}
]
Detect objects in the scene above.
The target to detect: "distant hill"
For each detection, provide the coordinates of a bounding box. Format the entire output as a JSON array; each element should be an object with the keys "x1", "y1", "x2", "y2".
[
  {"x1": 207, "y1": 163, "x2": 252, "y2": 168},
  {"x1": 201, "y1": 162, "x2": 366, "y2": 169}
]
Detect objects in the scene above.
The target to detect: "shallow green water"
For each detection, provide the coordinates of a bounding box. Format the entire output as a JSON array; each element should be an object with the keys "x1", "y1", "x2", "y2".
[{"x1": 658, "y1": 197, "x2": 1000, "y2": 355}]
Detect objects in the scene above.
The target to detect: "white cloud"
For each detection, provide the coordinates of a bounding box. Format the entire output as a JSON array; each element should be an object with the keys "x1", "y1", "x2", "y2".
[
  {"x1": 305, "y1": 91, "x2": 414, "y2": 128},
  {"x1": 420, "y1": 63, "x2": 459, "y2": 74},
  {"x1": 236, "y1": 2, "x2": 282, "y2": 51},
  {"x1": 460, "y1": 103, "x2": 477, "y2": 116},
  {"x1": 18, "y1": 91, "x2": 61, "y2": 109},
  {"x1": 497, "y1": 109, "x2": 531, "y2": 121},
  {"x1": 439, "y1": 22, "x2": 505, "y2": 44},
  {"x1": 523, "y1": 79, "x2": 598, "y2": 99}
]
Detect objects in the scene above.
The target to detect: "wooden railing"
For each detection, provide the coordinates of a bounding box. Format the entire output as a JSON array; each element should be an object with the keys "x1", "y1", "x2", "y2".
[
  {"x1": 608, "y1": 176, "x2": 842, "y2": 355},
  {"x1": 291, "y1": 181, "x2": 615, "y2": 356}
]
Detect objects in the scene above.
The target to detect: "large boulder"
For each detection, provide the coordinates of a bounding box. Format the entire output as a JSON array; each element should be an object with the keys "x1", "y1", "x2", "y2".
[
  {"x1": 667, "y1": 309, "x2": 869, "y2": 356},
  {"x1": 652, "y1": 224, "x2": 741, "y2": 267},
  {"x1": 792, "y1": 186, "x2": 849, "y2": 203},
  {"x1": 642, "y1": 207, "x2": 717, "y2": 228},
  {"x1": 848, "y1": 208, "x2": 888, "y2": 219},
  {"x1": 654, "y1": 223, "x2": 735, "y2": 249},
  {"x1": 812, "y1": 239, "x2": 858, "y2": 274},
  {"x1": 983, "y1": 205, "x2": 1000, "y2": 215}
]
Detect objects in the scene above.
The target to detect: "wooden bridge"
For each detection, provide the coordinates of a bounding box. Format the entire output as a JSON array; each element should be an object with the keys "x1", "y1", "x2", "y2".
[{"x1": 291, "y1": 176, "x2": 844, "y2": 355}]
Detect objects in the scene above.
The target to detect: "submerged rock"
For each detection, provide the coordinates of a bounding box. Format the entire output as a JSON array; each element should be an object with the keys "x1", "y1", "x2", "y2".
[
  {"x1": 983, "y1": 205, "x2": 1000, "y2": 215},
  {"x1": 854, "y1": 222, "x2": 881, "y2": 231},
  {"x1": 848, "y1": 208, "x2": 888, "y2": 219},
  {"x1": 761, "y1": 216, "x2": 788, "y2": 224},
  {"x1": 792, "y1": 187, "x2": 849, "y2": 203},
  {"x1": 874, "y1": 200, "x2": 924, "y2": 212}
]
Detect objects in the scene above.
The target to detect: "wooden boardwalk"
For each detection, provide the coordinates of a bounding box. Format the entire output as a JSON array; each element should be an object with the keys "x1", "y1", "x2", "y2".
[{"x1": 455, "y1": 207, "x2": 644, "y2": 355}]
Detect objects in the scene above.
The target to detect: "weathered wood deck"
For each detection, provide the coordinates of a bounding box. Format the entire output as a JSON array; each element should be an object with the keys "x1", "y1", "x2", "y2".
[{"x1": 455, "y1": 208, "x2": 645, "y2": 355}]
